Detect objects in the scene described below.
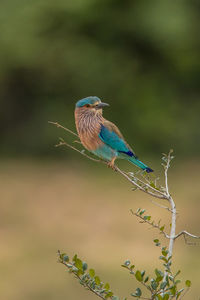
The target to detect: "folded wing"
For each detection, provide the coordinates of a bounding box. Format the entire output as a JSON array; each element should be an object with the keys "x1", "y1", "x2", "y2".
[{"x1": 99, "y1": 120, "x2": 136, "y2": 158}]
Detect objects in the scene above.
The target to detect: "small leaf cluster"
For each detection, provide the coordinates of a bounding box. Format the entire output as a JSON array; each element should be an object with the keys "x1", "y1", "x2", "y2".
[
  {"x1": 162, "y1": 150, "x2": 174, "y2": 168},
  {"x1": 121, "y1": 241, "x2": 191, "y2": 299},
  {"x1": 58, "y1": 251, "x2": 124, "y2": 300},
  {"x1": 134, "y1": 208, "x2": 166, "y2": 235}
]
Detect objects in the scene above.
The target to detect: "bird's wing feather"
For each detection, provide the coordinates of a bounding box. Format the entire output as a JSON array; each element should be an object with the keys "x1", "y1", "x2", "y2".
[{"x1": 99, "y1": 120, "x2": 136, "y2": 157}]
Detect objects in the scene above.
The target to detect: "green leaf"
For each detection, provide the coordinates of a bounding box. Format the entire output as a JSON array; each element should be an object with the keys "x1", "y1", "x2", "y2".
[
  {"x1": 105, "y1": 292, "x2": 113, "y2": 299},
  {"x1": 135, "y1": 270, "x2": 143, "y2": 282},
  {"x1": 63, "y1": 255, "x2": 69, "y2": 262},
  {"x1": 94, "y1": 276, "x2": 101, "y2": 285},
  {"x1": 150, "y1": 182, "x2": 156, "y2": 188},
  {"x1": 73, "y1": 254, "x2": 77, "y2": 262},
  {"x1": 135, "y1": 288, "x2": 142, "y2": 297},
  {"x1": 167, "y1": 255, "x2": 172, "y2": 262},
  {"x1": 170, "y1": 285, "x2": 176, "y2": 295},
  {"x1": 141, "y1": 270, "x2": 145, "y2": 277},
  {"x1": 143, "y1": 215, "x2": 151, "y2": 221},
  {"x1": 104, "y1": 283, "x2": 110, "y2": 290},
  {"x1": 155, "y1": 269, "x2": 164, "y2": 279},
  {"x1": 144, "y1": 276, "x2": 149, "y2": 283},
  {"x1": 59, "y1": 252, "x2": 65, "y2": 257},
  {"x1": 151, "y1": 279, "x2": 158, "y2": 290},
  {"x1": 155, "y1": 270, "x2": 164, "y2": 283},
  {"x1": 124, "y1": 260, "x2": 131, "y2": 266},
  {"x1": 131, "y1": 287, "x2": 142, "y2": 297},
  {"x1": 162, "y1": 250, "x2": 168, "y2": 257},
  {"x1": 154, "y1": 239, "x2": 161, "y2": 246},
  {"x1": 139, "y1": 209, "x2": 146, "y2": 215},
  {"x1": 160, "y1": 281, "x2": 167, "y2": 290},
  {"x1": 159, "y1": 256, "x2": 168, "y2": 263},
  {"x1": 163, "y1": 295, "x2": 169, "y2": 300},
  {"x1": 82, "y1": 262, "x2": 88, "y2": 271},
  {"x1": 75, "y1": 258, "x2": 83, "y2": 270},
  {"x1": 72, "y1": 266, "x2": 78, "y2": 273},
  {"x1": 121, "y1": 264, "x2": 129, "y2": 269},
  {"x1": 89, "y1": 269, "x2": 95, "y2": 278},
  {"x1": 174, "y1": 270, "x2": 181, "y2": 278},
  {"x1": 160, "y1": 225, "x2": 165, "y2": 232},
  {"x1": 77, "y1": 269, "x2": 83, "y2": 276},
  {"x1": 185, "y1": 280, "x2": 191, "y2": 287}
]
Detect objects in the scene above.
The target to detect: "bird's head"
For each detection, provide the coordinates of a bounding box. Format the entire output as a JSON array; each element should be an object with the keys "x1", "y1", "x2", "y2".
[{"x1": 75, "y1": 96, "x2": 109, "y2": 114}]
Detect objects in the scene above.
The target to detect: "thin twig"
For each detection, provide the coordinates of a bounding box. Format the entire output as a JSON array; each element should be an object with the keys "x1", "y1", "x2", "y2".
[
  {"x1": 178, "y1": 287, "x2": 190, "y2": 300},
  {"x1": 175, "y1": 230, "x2": 200, "y2": 246},
  {"x1": 56, "y1": 140, "x2": 103, "y2": 163},
  {"x1": 175, "y1": 230, "x2": 200, "y2": 240},
  {"x1": 48, "y1": 121, "x2": 79, "y2": 137},
  {"x1": 130, "y1": 210, "x2": 170, "y2": 239},
  {"x1": 128, "y1": 171, "x2": 167, "y2": 198},
  {"x1": 150, "y1": 200, "x2": 171, "y2": 212},
  {"x1": 59, "y1": 260, "x2": 106, "y2": 300},
  {"x1": 116, "y1": 167, "x2": 167, "y2": 199}
]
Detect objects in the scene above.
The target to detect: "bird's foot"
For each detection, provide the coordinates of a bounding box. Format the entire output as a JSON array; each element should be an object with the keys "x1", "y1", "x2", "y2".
[
  {"x1": 107, "y1": 162, "x2": 117, "y2": 171},
  {"x1": 107, "y1": 157, "x2": 117, "y2": 171}
]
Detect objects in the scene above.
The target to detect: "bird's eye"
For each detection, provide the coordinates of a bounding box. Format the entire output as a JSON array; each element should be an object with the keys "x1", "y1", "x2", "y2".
[{"x1": 85, "y1": 104, "x2": 90, "y2": 108}]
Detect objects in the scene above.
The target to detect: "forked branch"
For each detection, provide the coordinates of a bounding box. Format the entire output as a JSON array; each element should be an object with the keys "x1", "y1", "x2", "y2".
[{"x1": 49, "y1": 121, "x2": 200, "y2": 253}]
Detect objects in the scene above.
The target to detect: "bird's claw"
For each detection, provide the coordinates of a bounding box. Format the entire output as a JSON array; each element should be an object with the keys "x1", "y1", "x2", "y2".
[{"x1": 107, "y1": 162, "x2": 117, "y2": 171}]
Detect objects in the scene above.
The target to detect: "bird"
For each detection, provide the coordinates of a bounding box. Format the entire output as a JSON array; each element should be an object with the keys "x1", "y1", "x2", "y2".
[{"x1": 74, "y1": 96, "x2": 153, "y2": 173}]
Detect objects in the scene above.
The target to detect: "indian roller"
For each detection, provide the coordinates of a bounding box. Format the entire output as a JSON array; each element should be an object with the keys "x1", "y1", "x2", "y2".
[{"x1": 74, "y1": 96, "x2": 153, "y2": 173}]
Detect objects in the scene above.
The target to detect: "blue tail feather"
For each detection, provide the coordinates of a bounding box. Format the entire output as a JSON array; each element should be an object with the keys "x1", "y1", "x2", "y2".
[{"x1": 128, "y1": 157, "x2": 153, "y2": 173}]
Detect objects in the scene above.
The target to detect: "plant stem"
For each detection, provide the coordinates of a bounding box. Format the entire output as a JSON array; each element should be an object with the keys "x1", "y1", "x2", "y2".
[{"x1": 168, "y1": 196, "x2": 176, "y2": 258}]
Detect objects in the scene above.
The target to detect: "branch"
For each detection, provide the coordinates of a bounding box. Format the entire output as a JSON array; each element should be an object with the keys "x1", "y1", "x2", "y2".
[
  {"x1": 175, "y1": 230, "x2": 200, "y2": 245},
  {"x1": 178, "y1": 287, "x2": 190, "y2": 300},
  {"x1": 49, "y1": 121, "x2": 169, "y2": 200},
  {"x1": 127, "y1": 171, "x2": 167, "y2": 198},
  {"x1": 149, "y1": 200, "x2": 171, "y2": 212},
  {"x1": 60, "y1": 260, "x2": 106, "y2": 299},
  {"x1": 58, "y1": 251, "x2": 118, "y2": 300},
  {"x1": 130, "y1": 209, "x2": 170, "y2": 239},
  {"x1": 48, "y1": 121, "x2": 79, "y2": 137},
  {"x1": 56, "y1": 139, "x2": 103, "y2": 163},
  {"x1": 115, "y1": 167, "x2": 167, "y2": 200},
  {"x1": 50, "y1": 122, "x2": 200, "y2": 249}
]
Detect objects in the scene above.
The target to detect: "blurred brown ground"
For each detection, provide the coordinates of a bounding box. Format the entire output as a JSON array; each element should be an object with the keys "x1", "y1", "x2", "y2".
[{"x1": 0, "y1": 158, "x2": 200, "y2": 299}]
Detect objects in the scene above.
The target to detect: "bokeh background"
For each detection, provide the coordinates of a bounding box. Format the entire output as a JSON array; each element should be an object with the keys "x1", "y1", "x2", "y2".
[{"x1": 1, "y1": 0, "x2": 200, "y2": 299}]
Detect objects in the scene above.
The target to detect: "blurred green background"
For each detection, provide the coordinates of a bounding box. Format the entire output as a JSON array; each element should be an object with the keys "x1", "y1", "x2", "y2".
[{"x1": 1, "y1": 0, "x2": 200, "y2": 299}]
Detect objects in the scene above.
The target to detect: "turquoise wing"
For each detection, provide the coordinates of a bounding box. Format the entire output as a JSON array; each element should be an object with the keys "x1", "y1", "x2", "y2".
[{"x1": 99, "y1": 121, "x2": 135, "y2": 157}]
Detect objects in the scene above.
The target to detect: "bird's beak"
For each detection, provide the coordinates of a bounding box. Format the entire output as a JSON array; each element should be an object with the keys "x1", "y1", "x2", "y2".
[{"x1": 96, "y1": 102, "x2": 110, "y2": 109}]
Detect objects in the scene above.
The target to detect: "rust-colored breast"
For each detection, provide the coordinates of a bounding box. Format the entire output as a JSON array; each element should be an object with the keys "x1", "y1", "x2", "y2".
[{"x1": 75, "y1": 108, "x2": 103, "y2": 151}]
